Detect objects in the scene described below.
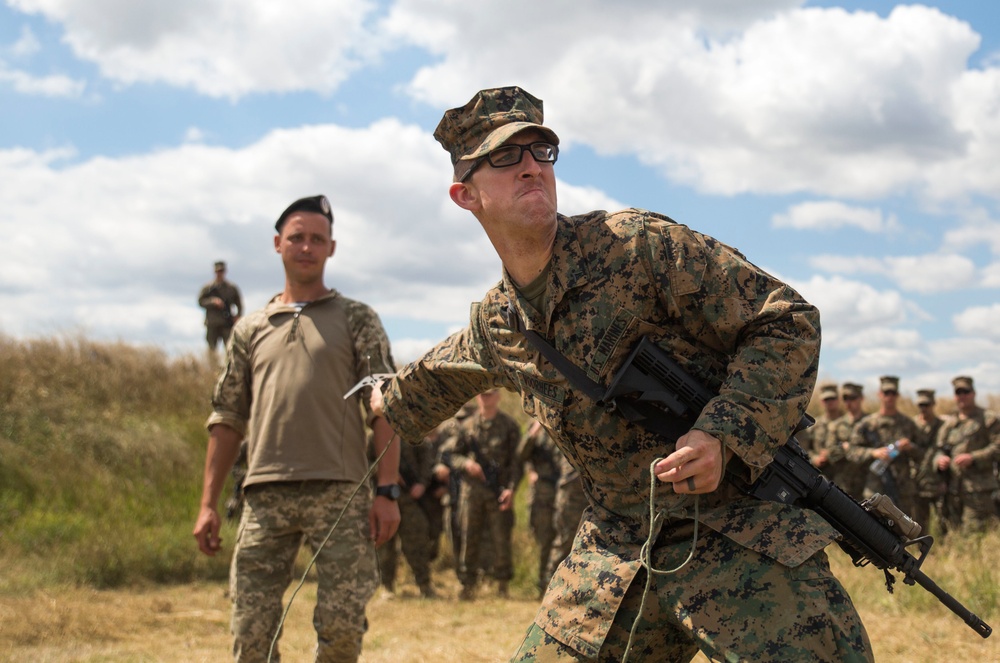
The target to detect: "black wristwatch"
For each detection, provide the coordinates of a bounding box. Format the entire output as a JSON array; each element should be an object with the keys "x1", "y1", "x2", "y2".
[{"x1": 375, "y1": 484, "x2": 401, "y2": 501}]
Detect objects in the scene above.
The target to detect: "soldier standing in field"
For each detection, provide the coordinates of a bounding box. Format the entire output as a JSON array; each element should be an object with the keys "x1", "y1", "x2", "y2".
[
  {"x1": 846, "y1": 376, "x2": 922, "y2": 517},
  {"x1": 799, "y1": 382, "x2": 843, "y2": 471},
  {"x1": 450, "y1": 389, "x2": 522, "y2": 600},
  {"x1": 826, "y1": 382, "x2": 868, "y2": 498},
  {"x1": 192, "y1": 195, "x2": 400, "y2": 663},
  {"x1": 198, "y1": 260, "x2": 243, "y2": 363},
  {"x1": 518, "y1": 419, "x2": 562, "y2": 597},
  {"x1": 372, "y1": 86, "x2": 871, "y2": 660},
  {"x1": 934, "y1": 376, "x2": 1000, "y2": 532},
  {"x1": 912, "y1": 389, "x2": 946, "y2": 533},
  {"x1": 545, "y1": 450, "x2": 587, "y2": 587}
]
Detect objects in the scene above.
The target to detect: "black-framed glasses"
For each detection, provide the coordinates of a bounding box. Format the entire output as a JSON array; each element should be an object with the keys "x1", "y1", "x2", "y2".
[
  {"x1": 460, "y1": 142, "x2": 559, "y2": 182},
  {"x1": 955, "y1": 388, "x2": 972, "y2": 395}
]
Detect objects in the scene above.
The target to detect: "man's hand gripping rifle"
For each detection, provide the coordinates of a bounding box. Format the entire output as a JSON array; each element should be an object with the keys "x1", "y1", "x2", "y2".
[{"x1": 602, "y1": 337, "x2": 992, "y2": 639}]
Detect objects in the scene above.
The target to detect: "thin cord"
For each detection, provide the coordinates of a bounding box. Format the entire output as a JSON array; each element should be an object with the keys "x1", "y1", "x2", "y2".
[
  {"x1": 266, "y1": 434, "x2": 398, "y2": 662},
  {"x1": 621, "y1": 458, "x2": 700, "y2": 663}
]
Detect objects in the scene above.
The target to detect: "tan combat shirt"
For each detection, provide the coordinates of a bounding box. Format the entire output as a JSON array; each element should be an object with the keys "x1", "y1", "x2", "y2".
[
  {"x1": 382, "y1": 209, "x2": 835, "y2": 656},
  {"x1": 207, "y1": 290, "x2": 394, "y2": 487}
]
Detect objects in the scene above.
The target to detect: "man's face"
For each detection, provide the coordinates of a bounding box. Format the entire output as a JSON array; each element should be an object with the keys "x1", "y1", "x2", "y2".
[
  {"x1": 879, "y1": 388, "x2": 899, "y2": 414},
  {"x1": 955, "y1": 387, "x2": 976, "y2": 413},
  {"x1": 822, "y1": 397, "x2": 840, "y2": 417},
  {"x1": 214, "y1": 268, "x2": 225, "y2": 281},
  {"x1": 458, "y1": 129, "x2": 558, "y2": 231},
  {"x1": 274, "y1": 212, "x2": 335, "y2": 284},
  {"x1": 844, "y1": 394, "x2": 862, "y2": 415}
]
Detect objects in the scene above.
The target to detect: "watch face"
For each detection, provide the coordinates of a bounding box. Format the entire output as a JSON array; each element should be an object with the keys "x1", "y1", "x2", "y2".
[{"x1": 378, "y1": 484, "x2": 401, "y2": 500}]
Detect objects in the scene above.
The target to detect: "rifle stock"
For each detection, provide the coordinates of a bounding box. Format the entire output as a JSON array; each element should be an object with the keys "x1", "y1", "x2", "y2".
[{"x1": 603, "y1": 337, "x2": 992, "y2": 639}]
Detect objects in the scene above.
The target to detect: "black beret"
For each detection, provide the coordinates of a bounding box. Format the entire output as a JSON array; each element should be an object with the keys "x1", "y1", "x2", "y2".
[{"x1": 275, "y1": 194, "x2": 334, "y2": 232}]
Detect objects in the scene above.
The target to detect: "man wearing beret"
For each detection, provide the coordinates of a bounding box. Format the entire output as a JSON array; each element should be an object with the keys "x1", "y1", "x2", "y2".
[
  {"x1": 374, "y1": 87, "x2": 871, "y2": 661},
  {"x1": 193, "y1": 195, "x2": 401, "y2": 662},
  {"x1": 198, "y1": 260, "x2": 243, "y2": 364},
  {"x1": 934, "y1": 376, "x2": 1000, "y2": 532}
]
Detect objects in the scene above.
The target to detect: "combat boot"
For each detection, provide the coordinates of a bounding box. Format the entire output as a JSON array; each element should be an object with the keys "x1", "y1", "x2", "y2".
[
  {"x1": 497, "y1": 581, "x2": 509, "y2": 598},
  {"x1": 459, "y1": 585, "x2": 476, "y2": 601},
  {"x1": 419, "y1": 582, "x2": 438, "y2": 599}
]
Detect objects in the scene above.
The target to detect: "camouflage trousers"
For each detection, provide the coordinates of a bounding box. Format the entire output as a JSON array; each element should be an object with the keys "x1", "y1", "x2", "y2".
[
  {"x1": 378, "y1": 492, "x2": 435, "y2": 589},
  {"x1": 529, "y1": 480, "x2": 558, "y2": 591},
  {"x1": 458, "y1": 481, "x2": 514, "y2": 586},
  {"x1": 513, "y1": 527, "x2": 872, "y2": 662},
  {"x1": 547, "y1": 477, "x2": 587, "y2": 581},
  {"x1": 230, "y1": 480, "x2": 377, "y2": 663}
]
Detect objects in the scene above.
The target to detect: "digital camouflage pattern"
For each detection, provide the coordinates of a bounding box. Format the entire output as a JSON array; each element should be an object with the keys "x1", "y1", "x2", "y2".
[
  {"x1": 935, "y1": 406, "x2": 1000, "y2": 530},
  {"x1": 846, "y1": 412, "x2": 922, "y2": 515},
  {"x1": 519, "y1": 423, "x2": 563, "y2": 591},
  {"x1": 825, "y1": 412, "x2": 866, "y2": 498},
  {"x1": 382, "y1": 209, "x2": 865, "y2": 659},
  {"x1": 230, "y1": 481, "x2": 376, "y2": 663},
  {"x1": 451, "y1": 408, "x2": 523, "y2": 588},
  {"x1": 547, "y1": 450, "x2": 587, "y2": 582},
  {"x1": 912, "y1": 411, "x2": 946, "y2": 531},
  {"x1": 433, "y1": 86, "x2": 559, "y2": 181}
]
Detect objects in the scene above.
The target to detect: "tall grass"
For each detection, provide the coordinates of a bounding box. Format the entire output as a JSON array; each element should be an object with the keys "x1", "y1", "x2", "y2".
[
  {"x1": 1, "y1": 332, "x2": 997, "y2": 643},
  {"x1": 0, "y1": 334, "x2": 228, "y2": 590}
]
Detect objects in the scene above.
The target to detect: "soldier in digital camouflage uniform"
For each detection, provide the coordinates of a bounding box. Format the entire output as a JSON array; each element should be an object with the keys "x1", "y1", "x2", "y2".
[
  {"x1": 846, "y1": 376, "x2": 922, "y2": 518},
  {"x1": 198, "y1": 260, "x2": 243, "y2": 363},
  {"x1": 798, "y1": 382, "x2": 843, "y2": 472},
  {"x1": 826, "y1": 382, "x2": 867, "y2": 498},
  {"x1": 519, "y1": 419, "x2": 563, "y2": 596},
  {"x1": 934, "y1": 376, "x2": 1000, "y2": 532},
  {"x1": 912, "y1": 389, "x2": 947, "y2": 533},
  {"x1": 546, "y1": 449, "x2": 587, "y2": 586},
  {"x1": 375, "y1": 87, "x2": 871, "y2": 661},
  {"x1": 432, "y1": 402, "x2": 478, "y2": 566},
  {"x1": 450, "y1": 388, "x2": 523, "y2": 600},
  {"x1": 193, "y1": 195, "x2": 400, "y2": 663}
]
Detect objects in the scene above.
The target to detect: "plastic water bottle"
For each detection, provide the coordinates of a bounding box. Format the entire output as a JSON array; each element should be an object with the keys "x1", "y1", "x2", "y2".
[{"x1": 870, "y1": 442, "x2": 900, "y2": 476}]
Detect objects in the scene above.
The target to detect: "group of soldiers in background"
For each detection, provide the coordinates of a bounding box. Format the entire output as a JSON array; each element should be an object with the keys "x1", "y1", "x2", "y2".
[
  {"x1": 799, "y1": 375, "x2": 1000, "y2": 537},
  {"x1": 222, "y1": 373, "x2": 998, "y2": 601},
  {"x1": 372, "y1": 388, "x2": 587, "y2": 601}
]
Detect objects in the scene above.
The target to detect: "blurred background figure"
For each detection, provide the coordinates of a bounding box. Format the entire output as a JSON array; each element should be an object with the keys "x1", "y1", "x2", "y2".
[{"x1": 197, "y1": 260, "x2": 243, "y2": 365}]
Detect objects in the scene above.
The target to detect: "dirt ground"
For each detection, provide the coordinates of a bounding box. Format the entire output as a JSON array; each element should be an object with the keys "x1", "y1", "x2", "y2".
[{"x1": 0, "y1": 578, "x2": 995, "y2": 662}]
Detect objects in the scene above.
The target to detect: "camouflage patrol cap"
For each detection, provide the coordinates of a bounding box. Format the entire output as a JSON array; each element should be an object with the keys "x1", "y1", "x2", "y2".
[
  {"x1": 456, "y1": 400, "x2": 478, "y2": 420},
  {"x1": 818, "y1": 382, "x2": 839, "y2": 401},
  {"x1": 275, "y1": 194, "x2": 334, "y2": 233},
  {"x1": 879, "y1": 375, "x2": 900, "y2": 392},
  {"x1": 434, "y1": 86, "x2": 560, "y2": 182},
  {"x1": 916, "y1": 389, "x2": 935, "y2": 405},
  {"x1": 842, "y1": 382, "x2": 864, "y2": 399},
  {"x1": 214, "y1": 260, "x2": 226, "y2": 271},
  {"x1": 952, "y1": 375, "x2": 975, "y2": 392}
]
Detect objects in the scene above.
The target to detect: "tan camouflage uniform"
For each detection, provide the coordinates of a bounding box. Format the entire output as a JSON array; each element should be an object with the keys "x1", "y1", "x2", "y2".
[
  {"x1": 912, "y1": 389, "x2": 946, "y2": 533},
  {"x1": 211, "y1": 289, "x2": 394, "y2": 662},
  {"x1": 935, "y1": 406, "x2": 1000, "y2": 531},
  {"x1": 382, "y1": 209, "x2": 871, "y2": 660},
  {"x1": 847, "y1": 411, "x2": 921, "y2": 516},
  {"x1": 546, "y1": 450, "x2": 587, "y2": 582},
  {"x1": 450, "y1": 407, "x2": 523, "y2": 594},
  {"x1": 519, "y1": 422, "x2": 564, "y2": 593}
]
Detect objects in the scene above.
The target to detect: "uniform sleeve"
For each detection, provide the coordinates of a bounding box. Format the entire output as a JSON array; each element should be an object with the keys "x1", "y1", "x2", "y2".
[
  {"x1": 642, "y1": 215, "x2": 820, "y2": 475},
  {"x1": 382, "y1": 309, "x2": 514, "y2": 444},
  {"x1": 345, "y1": 299, "x2": 397, "y2": 426},
  {"x1": 205, "y1": 315, "x2": 254, "y2": 436}
]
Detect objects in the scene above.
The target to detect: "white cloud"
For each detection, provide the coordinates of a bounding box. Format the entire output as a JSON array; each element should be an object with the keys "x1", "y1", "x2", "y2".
[
  {"x1": 772, "y1": 200, "x2": 899, "y2": 232},
  {"x1": 0, "y1": 61, "x2": 85, "y2": 96},
  {"x1": 9, "y1": 25, "x2": 41, "y2": 57},
  {"x1": 389, "y1": 2, "x2": 999, "y2": 203},
  {"x1": 789, "y1": 274, "x2": 908, "y2": 345},
  {"x1": 809, "y1": 252, "x2": 978, "y2": 294},
  {"x1": 9, "y1": 0, "x2": 380, "y2": 98},
  {"x1": 953, "y1": 303, "x2": 1000, "y2": 340}
]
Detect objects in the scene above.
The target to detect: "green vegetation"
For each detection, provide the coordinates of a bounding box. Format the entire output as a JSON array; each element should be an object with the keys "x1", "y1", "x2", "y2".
[
  {"x1": 0, "y1": 333, "x2": 997, "y2": 641},
  {"x1": 0, "y1": 334, "x2": 228, "y2": 590}
]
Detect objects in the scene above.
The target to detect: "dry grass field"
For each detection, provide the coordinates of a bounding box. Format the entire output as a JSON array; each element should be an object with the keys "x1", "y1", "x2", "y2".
[{"x1": 2, "y1": 549, "x2": 997, "y2": 663}]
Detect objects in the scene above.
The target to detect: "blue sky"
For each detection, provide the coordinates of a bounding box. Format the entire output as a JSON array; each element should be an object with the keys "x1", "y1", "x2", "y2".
[{"x1": 2, "y1": 0, "x2": 999, "y2": 400}]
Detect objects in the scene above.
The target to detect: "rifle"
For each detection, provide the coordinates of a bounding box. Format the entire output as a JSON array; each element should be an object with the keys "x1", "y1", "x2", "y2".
[
  {"x1": 602, "y1": 337, "x2": 992, "y2": 639},
  {"x1": 466, "y1": 436, "x2": 503, "y2": 500}
]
